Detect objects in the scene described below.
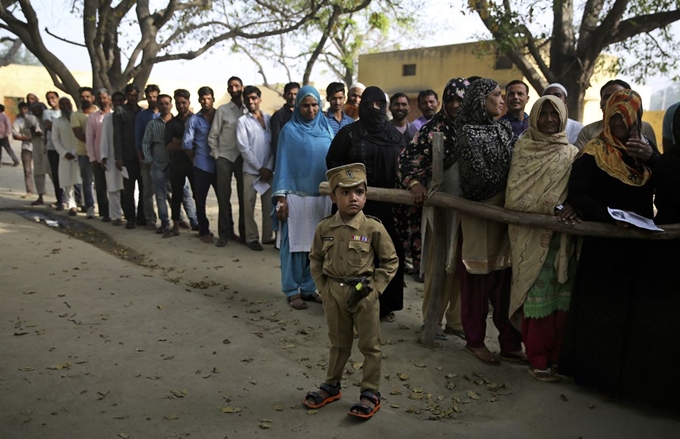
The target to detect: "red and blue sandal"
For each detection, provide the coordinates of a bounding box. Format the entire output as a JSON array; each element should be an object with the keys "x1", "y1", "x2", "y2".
[
  {"x1": 348, "y1": 390, "x2": 381, "y2": 420},
  {"x1": 303, "y1": 382, "x2": 342, "y2": 409}
]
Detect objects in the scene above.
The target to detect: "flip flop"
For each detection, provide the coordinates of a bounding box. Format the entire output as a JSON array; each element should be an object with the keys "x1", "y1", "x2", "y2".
[
  {"x1": 287, "y1": 295, "x2": 308, "y2": 310},
  {"x1": 465, "y1": 346, "x2": 501, "y2": 366},
  {"x1": 528, "y1": 367, "x2": 560, "y2": 383}
]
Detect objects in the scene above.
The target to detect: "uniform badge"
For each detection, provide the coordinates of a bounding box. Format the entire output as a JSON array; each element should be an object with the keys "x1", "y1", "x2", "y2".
[
  {"x1": 323, "y1": 237, "x2": 334, "y2": 241},
  {"x1": 346, "y1": 170, "x2": 354, "y2": 179},
  {"x1": 350, "y1": 235, "x2": 370, "y2": 243}
]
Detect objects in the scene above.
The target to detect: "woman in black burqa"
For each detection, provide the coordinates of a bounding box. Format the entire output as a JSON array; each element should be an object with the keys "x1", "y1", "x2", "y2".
[{"x1": 326, "y1": 86, "x2": 406, "y2": 320}]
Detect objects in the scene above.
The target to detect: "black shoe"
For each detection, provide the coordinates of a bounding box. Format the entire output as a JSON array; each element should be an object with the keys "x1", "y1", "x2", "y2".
[
  {"x1": 68, "y1": 208, "x2": 78, "y2": 217},
  {"x1": 102, "y1": 217, "x2": 111, "y2": 223},
  {"x1": 126, "y1": 221, "x2": 136, "y2": 229},
  {"x1": 156, "y1": 225, "x2": 169, "y2": 234},
  {"x1": 247, "y1": 241, "x2": 264, "y2": 251}
]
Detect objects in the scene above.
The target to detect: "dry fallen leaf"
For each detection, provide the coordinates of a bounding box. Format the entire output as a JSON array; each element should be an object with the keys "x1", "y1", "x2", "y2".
[
  {"x1": 389, "y1": 387, "x2": 402, "y2": 395},
  {"x1": 47, "y1": 362, "x2": 71, "y2": 370},
  {"x1": 414, "y1": 363, "x2": 426, "y2": 368},
  {"x1": 117, "y1": 434, "x2": 129, "y2": 439},
  {"x1": 223, "y1": 338, "x2": 231, "y2": 344},
  {"x1": 221, "y1": 406, "x2": 242, "y2": 414},
  {"x1": 18, "y1": 366, "x2": 34, "y2": 372},
  {"x1": 408, "y1": 392, "x2": 424, "y2": 401},
  {"x1": 163, "y1": 415, "x2": 178, "y2": 420},
  {"x1": 259, "y1": 423, "x2": 271, "y2": 429},
  {"x1": 352, "y1": 362, "x2": 363, "y2": 370},
  {"x1": 466, "y1": 390, "x2": 480, "y2": 400},
  {"x1": 272, "y1": 404, "x2": 284, "y2": 411},
  {"x1": 390, "y1": 404, "x2": 400, "y2": 409},
  {"x1": 397, "y1": 373, "x2": 408, "y2": 381},
  {"x1": 435, "y1": 366, "x2": 443, "y2": 371},
  {"x1": 306, "y1": 409, "x2": 318, "y2": 415}
]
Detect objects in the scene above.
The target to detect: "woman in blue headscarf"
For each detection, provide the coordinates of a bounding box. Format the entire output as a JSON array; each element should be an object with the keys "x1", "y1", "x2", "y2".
[{"x1": 273, "y1": 85, "x2": 334, "y2": 310}]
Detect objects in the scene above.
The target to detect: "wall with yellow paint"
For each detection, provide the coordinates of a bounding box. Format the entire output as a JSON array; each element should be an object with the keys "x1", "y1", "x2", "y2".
[{"x1": 358, "y1": 41, "x2": 612, "y2": 125}]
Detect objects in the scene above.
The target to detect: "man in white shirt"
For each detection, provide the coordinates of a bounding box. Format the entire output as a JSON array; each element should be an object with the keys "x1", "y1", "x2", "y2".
[
  {"x1": 236, "y1": 85, "x2": 274, "y2": 251},
  {"x1": 208, "y1": 76, "x2": 247, "y2": 247},
  {"x1": 542, "y1": 83, "x2": 584, "y2": 144},
  {"x1": 51, "y1": 98, "x2": 82, "y2": 215}
]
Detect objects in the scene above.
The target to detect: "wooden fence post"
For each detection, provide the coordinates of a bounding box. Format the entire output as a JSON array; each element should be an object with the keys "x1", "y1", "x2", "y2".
[{"x1": 418, "y1": 132, "x2": 447, "y2": 347}]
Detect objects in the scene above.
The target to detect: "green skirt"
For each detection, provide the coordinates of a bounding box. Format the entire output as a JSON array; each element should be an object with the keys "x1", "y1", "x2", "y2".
[{"x1": 523, "y1": 233, "x2": 576, "y2": 319}]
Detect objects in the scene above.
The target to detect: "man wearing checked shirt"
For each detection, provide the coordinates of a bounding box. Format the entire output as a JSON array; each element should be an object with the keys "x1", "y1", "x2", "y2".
[{"x1": 142, "y1": 94, "x2": 175, "y2": 235}]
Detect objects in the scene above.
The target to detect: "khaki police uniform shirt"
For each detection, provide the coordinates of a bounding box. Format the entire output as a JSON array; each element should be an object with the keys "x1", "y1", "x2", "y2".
[{"x1": 309, "y1": 210, "x2": 399, "y2": 296}]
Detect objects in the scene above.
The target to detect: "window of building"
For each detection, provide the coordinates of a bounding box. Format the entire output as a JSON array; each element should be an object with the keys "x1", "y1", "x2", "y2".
[
  {"x1": 402, "y1": 64, "x2": 416, "y2": 76},
  {"x1": 495, "y1": 55, "x2": 513, "y2": 70}
]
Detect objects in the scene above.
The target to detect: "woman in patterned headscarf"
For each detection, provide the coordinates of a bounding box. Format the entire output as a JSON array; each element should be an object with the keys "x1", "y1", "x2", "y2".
[
  {"x1": 397, "y1": 77, "x2": 470, "y2": 340},
  {"x1": 559, "y1": 89, "x2": 659, "y2": 399},
  {"x1": 505, "y1": 95, "x2": 580, "y2": 382},
  {"x1": 454, "y1": 78, "x2": 525, "y2": 365}
]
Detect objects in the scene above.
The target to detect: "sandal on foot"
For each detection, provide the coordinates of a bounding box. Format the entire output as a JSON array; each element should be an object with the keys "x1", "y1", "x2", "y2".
[
  {"x1": 528, "y1": 367, "x2": 560, "y2": 383},
  {"x1": 303, "y1": 382, "x2": 342, "y2": 409},
  {"x1": 348, "y1": 390, "x2": 381, "y2": 420},
  {"x1": 500, "y1": 351, "x2": 529, "y2": 365},
  {"x1": 380, "y1": 312, "x2": 395, "y2": 322},
  {"x1": 287, "y1": 294, "x2": 308, "y2": 310},
  {"x1": 301, "y1": 292, "x2": 322, "y2": 303},
  {"x1": 465, "y1": 346, "x2": 501, "y2": 366}
]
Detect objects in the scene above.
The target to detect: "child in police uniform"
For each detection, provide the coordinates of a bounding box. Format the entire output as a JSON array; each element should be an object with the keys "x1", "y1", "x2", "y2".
[{"x1": 304, "y1": 163, "x2": 399, "y2": 419}]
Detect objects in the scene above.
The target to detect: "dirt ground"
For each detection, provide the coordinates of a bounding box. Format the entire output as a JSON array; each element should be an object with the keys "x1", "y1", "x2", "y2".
[{"x1": 1, "y1": 156, "x2": 678, "y2": 439}]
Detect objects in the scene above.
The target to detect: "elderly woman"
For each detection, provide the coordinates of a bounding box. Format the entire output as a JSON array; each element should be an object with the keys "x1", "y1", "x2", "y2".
[
  {"x1": 505, "y1": 96, "x2": 579, "y2": 382},
  {"x1": 454, "y1": 78, "x2": 525, "y2": 365},
  {"x1": 273, "y1": 85, "x2": 334, "y2": 310},
  {"x1": 326, "y1": 85, "x2": 406, "y2": 321},
  {"x1": 398, "y1": 77, "x2": 470, "y2": 340},
  {"x1": 559, "y1": 89, "x2": 658, "y2": 399}
]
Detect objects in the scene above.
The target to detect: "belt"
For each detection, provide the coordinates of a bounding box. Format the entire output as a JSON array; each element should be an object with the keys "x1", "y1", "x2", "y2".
[{"x1": 327, "y1": 276, "x2": 362, "y2": 287}]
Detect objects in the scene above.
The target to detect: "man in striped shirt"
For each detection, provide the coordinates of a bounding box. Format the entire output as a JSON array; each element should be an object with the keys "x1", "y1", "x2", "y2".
[{"x1": 142, "y1": 94, "x2": 174, "y2": 235}]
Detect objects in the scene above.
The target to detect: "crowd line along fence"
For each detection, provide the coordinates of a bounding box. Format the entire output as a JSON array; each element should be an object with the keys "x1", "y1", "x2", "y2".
[{"x1": 319, "y1": 132, "x2": 680, "y2": 346}]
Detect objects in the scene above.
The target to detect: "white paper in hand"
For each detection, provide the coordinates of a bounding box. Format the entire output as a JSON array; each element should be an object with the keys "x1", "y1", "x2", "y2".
[
  {"x1": 253, "y1": 176, "x2": 270, "y2": 195},
  {"x1": 121, "y1": 166, "x2": 129, "y2": 179},
  {"x1": 607, "y1": 208, "x2": 664, "y2": 232}
]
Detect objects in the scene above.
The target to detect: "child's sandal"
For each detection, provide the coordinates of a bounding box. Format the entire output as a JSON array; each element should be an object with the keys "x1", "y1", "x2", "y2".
[
  {"x1": 303, "y1": 382, "x2": 342, "y2": 409},
  {"x1": 348, "y1": 390, "x2": 381, "y2": 419}
]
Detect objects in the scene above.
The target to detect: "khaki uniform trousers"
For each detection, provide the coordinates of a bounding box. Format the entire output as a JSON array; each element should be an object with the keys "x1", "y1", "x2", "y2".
[
  {"x1": 322, "y1": 281, "x2": 381, "y2": 393},
  {"x1": 421, "y1": 223, "x2": 462, "y2": 332}
]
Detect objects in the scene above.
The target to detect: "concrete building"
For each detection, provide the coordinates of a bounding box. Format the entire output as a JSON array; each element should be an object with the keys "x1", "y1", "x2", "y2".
[{"x1": 357, "y1": 41, "x2": 663, "y2": 138}]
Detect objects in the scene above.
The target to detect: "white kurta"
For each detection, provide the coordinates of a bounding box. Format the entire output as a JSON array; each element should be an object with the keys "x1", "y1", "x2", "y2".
[
  {"x1": 99, "y1": 113, "x2": 124, "y2": 192},
  {"x1": 51, "y1": 116, "x2": 81, "y2": 188},
  {"x1": 282, "y1": 194, "x2": 332, "y2": 252}
]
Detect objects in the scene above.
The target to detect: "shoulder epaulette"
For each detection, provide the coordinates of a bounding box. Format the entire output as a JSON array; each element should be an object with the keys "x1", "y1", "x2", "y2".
[{"x1": 365, "y1": 215, "x2": 382, "y2": 224}]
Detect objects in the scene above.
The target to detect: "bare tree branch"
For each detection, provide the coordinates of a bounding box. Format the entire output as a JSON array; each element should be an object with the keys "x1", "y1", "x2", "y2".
[
  {"x1": 0, "y1": 36, "x2": 22, "y2": 67},
  {"x1": 44, "y1": 27, "x2": 87, "y2": 47}
]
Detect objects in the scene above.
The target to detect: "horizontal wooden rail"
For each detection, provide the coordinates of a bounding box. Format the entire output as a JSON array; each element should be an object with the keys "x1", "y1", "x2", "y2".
[{"x1": 319, "y1": 182, "x2": 680, "y2": 240}]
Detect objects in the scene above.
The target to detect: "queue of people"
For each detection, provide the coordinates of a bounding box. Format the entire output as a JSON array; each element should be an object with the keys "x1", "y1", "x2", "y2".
[{"x1": 6, "y1": 76, "x2": 679, "y2": 416}]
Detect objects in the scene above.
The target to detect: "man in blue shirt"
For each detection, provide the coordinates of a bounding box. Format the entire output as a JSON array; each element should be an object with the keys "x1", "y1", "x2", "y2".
[
  {"x1": 325, "y1": 82, "x2": 353, "y2": 136},
  {"x1": 135, "y1": 84, "x2": 161, "y2": 230},
  {"x1": 184, "y1": 86, "x2": 217, "y2": 243},
  {"x1": 499, "y1": 80, "x2": 530, "y2": 137}
]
